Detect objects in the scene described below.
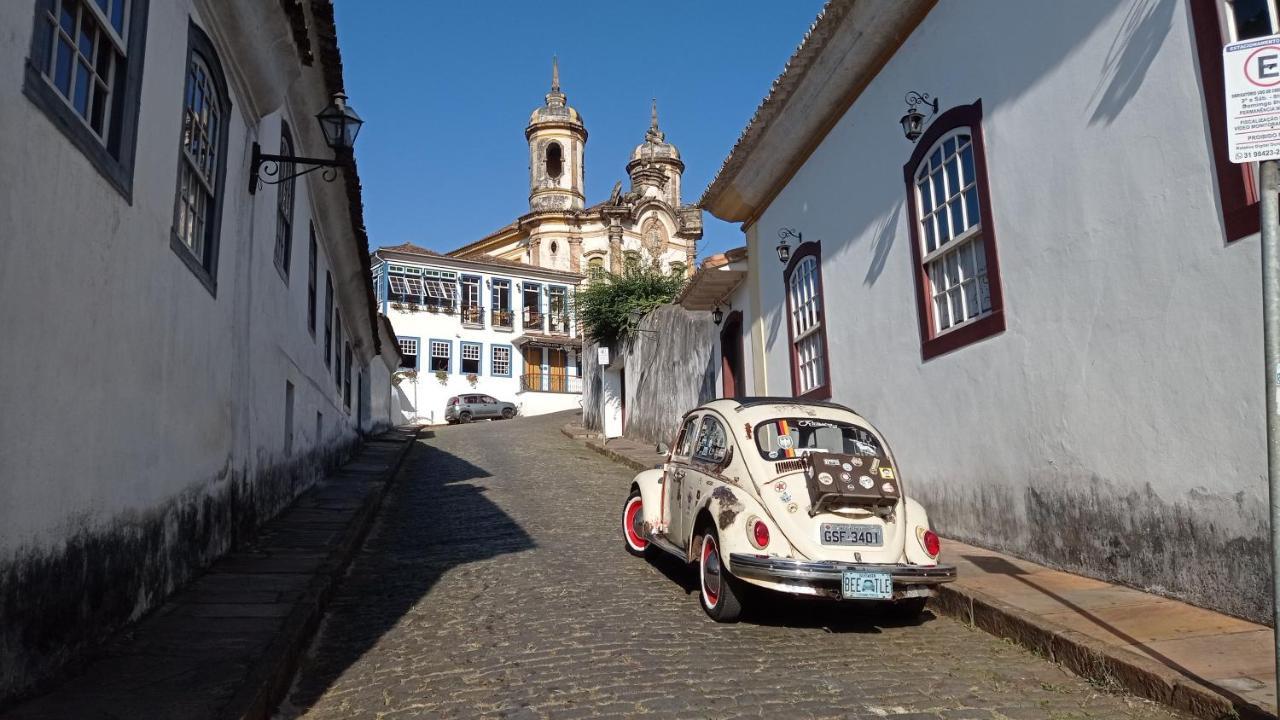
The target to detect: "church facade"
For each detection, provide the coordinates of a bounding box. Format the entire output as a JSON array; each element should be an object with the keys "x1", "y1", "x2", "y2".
[{"x1": 449, "y1": 61, "x2": 703, "y2": 277}]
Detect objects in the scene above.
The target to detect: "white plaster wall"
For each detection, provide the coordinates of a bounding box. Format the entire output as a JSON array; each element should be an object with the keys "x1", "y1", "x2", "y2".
[
  {"x1": 601, "y1": 368, "x2": 625, "y2": 438},
  {"x1": 0, "y1": 0, "x2": 371, "y2": 556},
  {"x1": 746, "y1": 0, "x2": 1269, "y2": 618}
]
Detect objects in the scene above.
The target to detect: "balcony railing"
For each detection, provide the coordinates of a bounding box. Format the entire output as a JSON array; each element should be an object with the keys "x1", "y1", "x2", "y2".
[
  {"x1": 547, "y1": 313, "x2": 572, "y2": 335},
  {"x1": 520, "y1": 373, "x2": 583, "y2": 394},
  {"x1": 523, "y1": 308, "x2": 543, "y2": 332},
  {"x1": 491, "y1": 309, "x2": 513, "y2": 330},
  {"x1": 460, "y1": 305, "x2": 484, "y2": 326}
]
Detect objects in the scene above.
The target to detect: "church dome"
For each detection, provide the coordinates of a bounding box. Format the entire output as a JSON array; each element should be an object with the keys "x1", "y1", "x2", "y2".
[
  {"x1": 630, "y1": 100, "x2": 680, "y2": 163},
  {"x1": 526, "y1": 57, "x2": 584, "y2": 132}
]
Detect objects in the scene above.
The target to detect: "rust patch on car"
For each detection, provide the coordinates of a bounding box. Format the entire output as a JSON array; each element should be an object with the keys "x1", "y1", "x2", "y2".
[{"x1": 711, "y1": 486, "x2": 744, "y2": 529}]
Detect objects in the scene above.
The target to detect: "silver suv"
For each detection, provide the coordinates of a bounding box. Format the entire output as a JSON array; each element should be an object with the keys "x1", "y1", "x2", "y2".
[{"x1": 445, "y1": 394, "x2": 517, "y2": 423}]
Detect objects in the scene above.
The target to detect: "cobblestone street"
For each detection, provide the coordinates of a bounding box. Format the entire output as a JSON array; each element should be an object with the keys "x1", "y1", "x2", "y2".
[{"x1": 278, "y1": 412, "x2": 1184, "y2": 720}]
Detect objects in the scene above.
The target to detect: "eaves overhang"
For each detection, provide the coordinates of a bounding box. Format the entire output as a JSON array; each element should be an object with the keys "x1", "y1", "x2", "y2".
[
  {"x1": 678, "y1": 246, "x2": 748, "y2": 311},
  {"x1": 698, "y1": 0, "x2": 936, "y2": 225}
]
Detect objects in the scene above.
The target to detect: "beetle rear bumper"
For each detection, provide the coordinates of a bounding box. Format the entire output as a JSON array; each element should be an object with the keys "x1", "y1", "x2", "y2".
[{"x1": 728, "y1": 554, "x2": 957, "y2": 586}]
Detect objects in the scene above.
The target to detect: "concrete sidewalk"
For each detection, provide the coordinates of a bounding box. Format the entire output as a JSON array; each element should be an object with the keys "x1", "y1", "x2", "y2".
[
  {"x1": 2, "y1": 426, "x2": 420, "y2": 720},
  {"x1": 563, "y1": 420, "x2": 1277, "y2": 720}
]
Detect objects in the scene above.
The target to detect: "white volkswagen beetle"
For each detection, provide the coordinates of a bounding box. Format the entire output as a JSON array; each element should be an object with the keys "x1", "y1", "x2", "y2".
[{"x1": 622, "y1": 397, "x2": 956, "y2": 622}]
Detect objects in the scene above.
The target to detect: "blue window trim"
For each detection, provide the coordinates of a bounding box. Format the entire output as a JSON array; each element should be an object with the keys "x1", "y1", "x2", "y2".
[
  {"x1": 459, "y1": 341, "x2": 483, "y2": 376},
  {"x1": 490, "y1": 343, "x2": 513, "y2": 377},
  {"x1": 491, "y1": 277, "x2": 512, "y2": 314},
  {"x1": 380, "y1": 264, "x2": 389, "y2": 315},
  {"x1": 428, "y1": 337, "x2": 452, "y2": 374},
  {"x1": 460, "y1": 274, "x2": 483, "y2": 307},
  {"x1": 396, "y1": 334, "x2": 421, "y2": 370}
]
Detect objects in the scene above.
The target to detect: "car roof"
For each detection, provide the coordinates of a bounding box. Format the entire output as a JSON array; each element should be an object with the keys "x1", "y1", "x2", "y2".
[{"x1": 690, "y1": 397, "x2": 873, "y2": 428}]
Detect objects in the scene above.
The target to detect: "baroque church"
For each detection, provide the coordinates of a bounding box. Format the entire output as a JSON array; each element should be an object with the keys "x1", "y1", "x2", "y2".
[{"x1": 448, "y1": 60, "x2": 702, "y2": 275}]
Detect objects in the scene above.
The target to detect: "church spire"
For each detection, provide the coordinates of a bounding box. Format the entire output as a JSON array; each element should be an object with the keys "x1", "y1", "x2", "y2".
[
  {"x1": 544, "y1": 56, "x2": 566, "y2": 109},
  {"x1": 646, "y1": 97, "x2": 665, "y2": 143}
]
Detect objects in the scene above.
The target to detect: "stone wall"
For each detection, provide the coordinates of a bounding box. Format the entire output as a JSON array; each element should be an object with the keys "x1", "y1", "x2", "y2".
[{"x1": 584, "y1": 304, "x2": 718, "y2": 446}]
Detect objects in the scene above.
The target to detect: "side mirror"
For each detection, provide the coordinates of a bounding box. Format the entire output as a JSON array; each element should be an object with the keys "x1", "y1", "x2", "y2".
[{"x1": 656, "y1": 441, "x2": 670, "y2": 455}]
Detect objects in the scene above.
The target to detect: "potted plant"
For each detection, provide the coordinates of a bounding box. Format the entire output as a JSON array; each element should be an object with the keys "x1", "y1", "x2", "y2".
[
  {"x1": 467, "y1": 372, "x2": 478, "y2": 387},
  {"x1": 435, "y1": 369, "x2": 448, "y2": 385}
]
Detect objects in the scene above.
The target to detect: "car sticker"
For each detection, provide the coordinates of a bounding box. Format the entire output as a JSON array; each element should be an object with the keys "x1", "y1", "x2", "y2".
[
  {"x1": 882, "y1": 482, "x2": 895, "y2": 493},
  {"x1": 851, "y1": 457, "x2": 863, "y2": 467},
  {"x1": 767, "y1": 450, "x2": 778, "y2": 459},
  {"x1": 871, "y1": 458, "x2": 880, "y2": 473},
  {"x1": 879, "y1": 467, "x2": 895, "y2": 480},
  {"x1": 774, "y1": 481, "x2": 787, "y2": 493},
  {"x1": 841, "y1": 462, "x2": 853, "y2": 472},
  {"x1": 776, "y1": 434, "x2": 794, "y2": 450},
  {"x1": 787, "y1": 502, "x2": 799, "y2": 513},
  {"x1": 840, "y1": 472, "x2": 851, "y2": 482},
  {"x1": 859, "y1": 475, "x2": 874, "y2": 489},
  {"x1": 780, "y1": 492, "x2": 792, "y2": 502},
  {"x1": 818, "y1": 472, "x2": 834, "y2": 486}
]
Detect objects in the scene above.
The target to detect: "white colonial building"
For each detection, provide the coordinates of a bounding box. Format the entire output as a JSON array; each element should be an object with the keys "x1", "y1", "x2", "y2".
[
  {"x1": 448, "y1": 60, "x2": 703, "y2": 277},
  {"x1": 373, "y1": 243, "x2": 585, "y2": 423},
  {"x1": 695, "y1": 0, "x2": 1276, "y2": 627},
  {"x1": 0, "y1": 0, "x2": 396, "y2": 703}
]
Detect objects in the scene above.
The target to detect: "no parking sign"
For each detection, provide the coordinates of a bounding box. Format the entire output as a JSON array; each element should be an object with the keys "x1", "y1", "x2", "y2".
[{"x1": 1225, "y1": 34, "x2": 1280, "y2": 163}]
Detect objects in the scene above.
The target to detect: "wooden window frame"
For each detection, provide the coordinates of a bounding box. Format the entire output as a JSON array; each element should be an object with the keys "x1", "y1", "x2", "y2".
[
  {"x1": 274, "y1": 120, "x2": 295, "y2": 281},
  {"x1": 24, "y1": 0, "x2": 150, "y2": 200},
  {"x1": 903, "y1": 99, "x2": 1006, "y2": 361},
  {"x1": 1190, "y1": 0, "x2": 1264, "y2": 242},
  {"x1": 782, "y1": 241, "x2": 831, "y2": 400}
]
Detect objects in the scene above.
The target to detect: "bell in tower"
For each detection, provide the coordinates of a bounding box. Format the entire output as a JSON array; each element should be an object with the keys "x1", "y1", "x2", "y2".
[{"x1": 526, "y1": 57, "x2": 586, "y2": 212}]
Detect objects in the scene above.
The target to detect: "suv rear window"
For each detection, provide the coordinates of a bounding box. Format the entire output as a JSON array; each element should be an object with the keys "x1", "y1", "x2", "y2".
[{"x1": 754, "y1": 418, "x2": 883, "y2": 460}]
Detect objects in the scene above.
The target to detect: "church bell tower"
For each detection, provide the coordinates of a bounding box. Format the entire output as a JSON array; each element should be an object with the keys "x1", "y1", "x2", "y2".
[{"x1": 526, "y1": 57, "x2": 586, "y2": 212}]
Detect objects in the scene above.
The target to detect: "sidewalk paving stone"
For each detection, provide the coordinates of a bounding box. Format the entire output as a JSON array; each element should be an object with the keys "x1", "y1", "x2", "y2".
[{"x1": 1, "y1": 426, "x2": 419, "y2": 720}]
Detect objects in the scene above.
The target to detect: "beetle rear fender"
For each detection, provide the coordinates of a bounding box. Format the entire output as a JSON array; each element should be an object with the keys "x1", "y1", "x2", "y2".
[
  {"x1": 631, "y1": 469, "x2": 665, "y2": 536},
  {"x1": 902, "y1": 496, "x2": 940, "y2": 565},
  {"x1": 690, "y1": 486, "x2": 792, "y2": 567}
]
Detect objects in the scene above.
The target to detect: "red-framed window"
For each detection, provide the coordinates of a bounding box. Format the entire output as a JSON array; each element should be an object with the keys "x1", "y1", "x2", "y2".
[
  {"x1": 783, "y1": 241, "x2": 831, "y2": 399},
  {"x1": 903, "y1": 99, "x2": 1006, "y2": 361},
  {"x1": 1189, "y1": 0, "x2": 1277, "y2": 242}
]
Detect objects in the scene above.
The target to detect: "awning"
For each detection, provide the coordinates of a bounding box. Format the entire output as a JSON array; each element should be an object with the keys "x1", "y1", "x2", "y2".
[
  {"x1": 678, "y1": 246, "x2": 748, "y2": 311},
  {"x1": 513, "y1": 332, "x2": 582, "y2": 350}
]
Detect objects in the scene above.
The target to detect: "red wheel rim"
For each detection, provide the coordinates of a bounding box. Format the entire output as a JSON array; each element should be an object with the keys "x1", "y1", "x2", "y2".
[
  {"x1": 701, "y1": 535, "x2": 721, "y2": 608},
  {"x1": 624, "y1": 497, "x2": 648, "y2": 551}
]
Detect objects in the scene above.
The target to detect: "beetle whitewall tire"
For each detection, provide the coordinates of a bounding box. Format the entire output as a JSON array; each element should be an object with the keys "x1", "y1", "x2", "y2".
[
  {"x1": 622, "y1": 490, "x2": 649, "y2": 557},
  {"x1": 698, "y1": 529, "x2": 744, "y2": 622}
]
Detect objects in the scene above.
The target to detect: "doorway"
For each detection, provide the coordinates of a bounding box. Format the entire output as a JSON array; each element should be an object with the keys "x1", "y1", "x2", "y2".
[{"x1": 720, "y1": 311, "x2": 744, "y2": 399}]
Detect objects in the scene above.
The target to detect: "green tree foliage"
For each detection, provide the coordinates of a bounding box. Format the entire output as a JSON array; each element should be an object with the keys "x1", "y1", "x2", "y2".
[{"x1": 577, "y1": 263, "x2": 687, "y2": 347}]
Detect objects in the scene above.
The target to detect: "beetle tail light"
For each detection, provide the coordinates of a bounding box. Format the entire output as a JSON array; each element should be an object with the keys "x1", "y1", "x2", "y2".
[
  {"x1": 750, "y1": 518, "x2": 770, "y2": 549},
  {"x1": 922, "y1": 529, "x2": 940, "y2": 558}
]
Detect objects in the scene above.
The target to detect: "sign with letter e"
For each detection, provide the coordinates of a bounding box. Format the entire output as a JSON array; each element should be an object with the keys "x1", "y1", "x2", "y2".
[{"x1": 1225, "y1": 34, "x2": 1280, "y2": 163}]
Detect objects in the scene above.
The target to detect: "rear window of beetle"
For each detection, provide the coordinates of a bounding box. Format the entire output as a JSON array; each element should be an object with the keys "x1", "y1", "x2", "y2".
[{"x1": 754, "y1": 418, "x2": 883, "y2": 460}]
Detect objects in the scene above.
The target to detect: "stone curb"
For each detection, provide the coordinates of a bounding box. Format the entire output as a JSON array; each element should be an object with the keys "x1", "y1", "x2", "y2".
[
  {"x1": 564, "y1": 424, "x2": 1271, "y2": 720},
  {"x1": 226, "y1": 427, "x2": 421, "y2": 720},
  {"x1": 932, "y1": 583, "x2": 1272, "y2": 720}
]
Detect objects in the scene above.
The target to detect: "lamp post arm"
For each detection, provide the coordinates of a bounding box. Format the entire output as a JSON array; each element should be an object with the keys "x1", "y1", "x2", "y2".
[{"x1": 248, "y1": 142, "x2": 351, "y2": 194}]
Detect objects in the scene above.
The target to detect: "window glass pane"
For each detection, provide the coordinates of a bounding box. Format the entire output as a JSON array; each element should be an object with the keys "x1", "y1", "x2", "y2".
[
  {"x1": 929, "y1": 148, "x2": 942, "y2": 170},
  {"x1": 961, "y1": 144, "x2": 975, "y2": 186},
  {"x1": 54, "y1": 38, "x2": 74, "y2": 96},
  {"x1": 945, "y1": 156, "x2": 960, "y2": 198},
  {"x1": 78, "y1": 20, "x2": 93, "y2": 58},
  {"x1": 74, "y1": 60, "x2": 91, "y2": 115},
  {"x1": 917, "y1": 179, "x2": 932, "y2": 215},
  {"x1": 943, "y1": 136, "x2": 956, "y2": 158},
  {"x1": 111, "y1": 0, "x2": 126, "y2": 34},
  {"x1": 922, "y1": 216, "x2": 936, "y2": 254},
  {"x1": 964, "y1": 187, "x2": 981, "y2": 230},
  {"x1": 949, "y1": 201, "x2": 965, "y2": 238},
  {"x1": 931, "y1": 170, "x2": 945, "y2": 206},
  {"x1": 60, "y1": 3, "x2": 76, "y2": 35},
  {"x1": 934, "y1": 293, "x2": 949, "y2": 331}
]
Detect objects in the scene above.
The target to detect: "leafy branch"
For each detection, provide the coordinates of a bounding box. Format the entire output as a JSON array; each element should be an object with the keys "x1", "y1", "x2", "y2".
[{"x1": 576, "y1": 263, "x2": 686, "y2": 347}]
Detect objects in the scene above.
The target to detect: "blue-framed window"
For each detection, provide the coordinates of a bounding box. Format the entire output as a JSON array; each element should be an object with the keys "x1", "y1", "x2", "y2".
[
  {"x1": 428, "y1": 338, "x2": 451, "y2": 373},
  {"x1": 461, "y1": 275, "x2": 483, "y2": 325},
  {"x1": 460, "y1": 341, "x2": 482, "y2": 375},
  {"x1": 490, "y1": 344, "x2": 513, "y2": 377},
  {"x1": 522, "y1": 281, "x2": 542, "y2": 329},
  {"x1": 396, "y1": 335, "x2": 420, "y2": 370},
  {"x1": 491, "y1": 278, "x2": 513, "y2": 329},
  {"x1": 548, "y1": 284, "x2": 569, "y2": 333}
]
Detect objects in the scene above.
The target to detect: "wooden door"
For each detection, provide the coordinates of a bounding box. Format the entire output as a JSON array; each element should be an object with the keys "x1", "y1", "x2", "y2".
[
  {"x1": 524, "y1": 347, "x2": 543, "y2": 391},
  {"x1": 720, "y1": 311, "x2": 744, "y2": 399},
  {"x1": 548, "y1": 349, "x2": 567, "y2": 392}
]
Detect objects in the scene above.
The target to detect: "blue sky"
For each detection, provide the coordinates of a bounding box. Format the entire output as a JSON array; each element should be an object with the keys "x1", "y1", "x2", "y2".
[{"x1": 332, "y1": 1, "x2": 825, "y2": 262}]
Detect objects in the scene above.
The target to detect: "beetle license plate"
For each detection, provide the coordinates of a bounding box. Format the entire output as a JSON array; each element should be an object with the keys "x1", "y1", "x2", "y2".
[
  {"x1": 820, "y1": 523, "x2": 883, "y2": 547},
  {"x1": 842, "y1": 571, "x2": 892, "y2": 599}
]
